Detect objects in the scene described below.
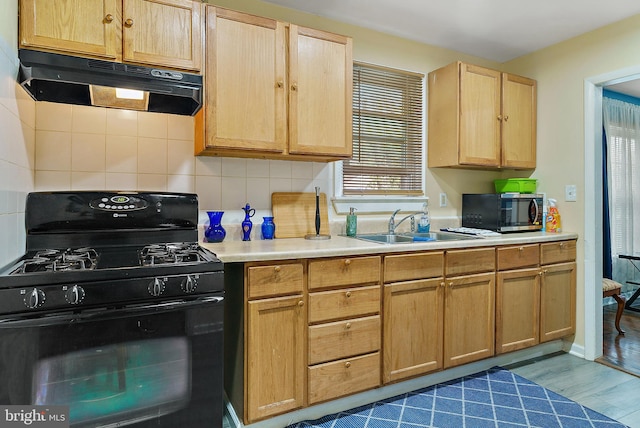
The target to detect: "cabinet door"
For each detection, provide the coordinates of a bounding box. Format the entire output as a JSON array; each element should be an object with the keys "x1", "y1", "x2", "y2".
[
  {"x1": 19, "y1": 0, "x2": 120, "y2": 60},
  {"x1": 443, "y1": 272, "x2": 495, "y2": 368},
  {"x1": 540, "y1": 262, "x2": 576, "y2": 342},
  {"x1": 496, "y1": 268, "x2": 540, "y2": 354},
  {"x1": 501, "y1": 73, "x2": 537, "y2": 168},
  {"x1": 246, "y1": 295, "x2": 306, "y2": 422},
  {"x1": 288, "y1": 25, "x2": 352, "y2": 157},
  {"x1": 383, "y1": 279, "x2": 443, "y2": 383},
  {"x1": 204, "y1": 7, "x2": 286, "y2": 153},
  {"x1": 459, "y1": 63, "x2": 501, "y2": 167},
  {"x1": 122, "y1": 0, "x2": 202, "y2": 70}
]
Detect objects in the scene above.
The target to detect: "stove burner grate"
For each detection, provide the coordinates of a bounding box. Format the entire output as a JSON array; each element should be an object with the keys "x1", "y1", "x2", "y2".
[
  {"x1": 139, "y1": 242, "x2": 208, "y2": 266},
  {"x1": 12, "y1": 248, "x2": 98, "y2": 274}
]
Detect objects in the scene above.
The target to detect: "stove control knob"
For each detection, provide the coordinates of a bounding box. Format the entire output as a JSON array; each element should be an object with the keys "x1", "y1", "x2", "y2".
[
  {"x1": 65, "y1": 285, "x2": 85, "y2": 305},
  {"x1": 24, "y1": 288, "x2": 46, "y2": 309},
  {"x1": 148, "y1": 278, "x2": 166, "y2": 296},
  {"x1": 181, "y1": 275, "x2": 198, "y2": 293}
]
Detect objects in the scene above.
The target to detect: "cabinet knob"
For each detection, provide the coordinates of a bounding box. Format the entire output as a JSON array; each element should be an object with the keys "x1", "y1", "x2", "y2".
[
  {"x1": 345, "y1": 322, "x2": 351, "y2": 329},
  {"x1": 519, "y1": 246, "x2": 524, "y2": 252},
  {"x1": 344, "y1": 259, "x2": 351, "y2": 266},
  {"x1": 504, "y1": 115, "x2": 509, "y2": 122},
  {"x1": 345, "y1": 291, "x2": 352, "y2": 298},
  {"x1": 439, "y1": 281, "x2": 445, "y2": 288},
  {"x1": 497, "y1": 115, "x2": 503, "y2": 121},
  {"x1": 276, "y1": 81, "x2": 283, "y2": 88},
  {"x1": 105, "y1": 14, "x2": 114, "y2": 23},
  {"x1": 539, "y1": 271, "x2": 544, "y2": 276},
  {"x1": 345, "y1": 361, "x2": 351, "y2": 368},
  {"x1": 291, "y1": 83, "x2": 298, "y2": 91},
  {"x1": 125, "y1": 18, "x2": 134, "y2": 27},
  {"x1": 298, "y1": 300, "x2": 304, "y2": 307},
  {"x1": 274, "y1": 266, "x2": 281, "y2": 273},
  {"x1": 559, "y1": 242, "x2": 566, "y2": 248}
]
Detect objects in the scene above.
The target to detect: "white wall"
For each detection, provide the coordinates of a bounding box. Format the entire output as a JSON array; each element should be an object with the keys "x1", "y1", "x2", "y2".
[{"x1": 0, "y1": 0, "x2": 34, "y2": 267}]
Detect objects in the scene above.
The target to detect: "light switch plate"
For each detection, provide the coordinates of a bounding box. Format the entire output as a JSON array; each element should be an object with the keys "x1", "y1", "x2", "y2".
[
  {"x1": 565, "y1": 184, "x2": 577, "y2": 202},
  {"x1": 439, "y1": 193, "x2": 447, "y2": 207}
]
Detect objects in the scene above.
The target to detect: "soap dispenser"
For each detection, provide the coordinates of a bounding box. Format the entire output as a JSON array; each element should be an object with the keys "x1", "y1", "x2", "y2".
[
  {"x1": 346, "y1": 207, "x2": 357, "y2": 237},
  {"x1": 417, "y1": 202, "x2": 430, "y2": 233}
]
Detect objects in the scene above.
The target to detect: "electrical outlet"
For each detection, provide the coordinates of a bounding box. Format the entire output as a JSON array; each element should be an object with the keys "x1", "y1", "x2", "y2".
[
  {"x1": 565, "y1": 185, "x2": 577, "y2": 202},
  {"x1": 439, "y1": 193, "x2": 447, "y2": 207}
]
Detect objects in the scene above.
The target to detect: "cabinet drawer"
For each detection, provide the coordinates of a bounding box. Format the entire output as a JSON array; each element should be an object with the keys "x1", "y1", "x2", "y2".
[
  {"x1": 308, "y1": 352, "x2": 380, "y2": 404},
  {"x1": 247, "y1": 262, "x2": 304, "y2": 299},
  {"x1": 309, "y1": 315, "x2": 380, "y2": 365},
  {"x1": 445, "y1": 248, "x2": 495, "y2": 276},
  {"x1": 384, "y1": 251, "x2": 444, "y2": 283},
  {"x1": 497, "y1": 244, "x2": 539, "y2": 271},
  {"x1": 540, "y1": 240, "x2": 576, "y2": 265},
  {"x1": 308, "y1": 285, "x2": 380, "y2": 323},
  {"x1": 308, "y1": 256, "x2": 381, "y2": 290}
]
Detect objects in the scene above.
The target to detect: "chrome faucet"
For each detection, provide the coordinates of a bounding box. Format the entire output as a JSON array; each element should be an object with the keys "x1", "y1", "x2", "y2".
[{"x1": 388, "y1": 209, "x2": 417, "y2": 234}]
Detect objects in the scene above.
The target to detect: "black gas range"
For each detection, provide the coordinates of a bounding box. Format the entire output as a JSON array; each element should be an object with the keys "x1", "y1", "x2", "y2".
[
  {"x1": 0, "y1": 191, "x2": 223, "y2": 316},
  {"x1": 0, "y1": 191, "x2": 225, "y2": 428}
]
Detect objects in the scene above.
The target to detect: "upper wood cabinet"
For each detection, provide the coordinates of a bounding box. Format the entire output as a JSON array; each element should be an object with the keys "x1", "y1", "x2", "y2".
[
  {"x1": 19, "y1": 0, "x2": 203, "y2": 71},
  {"x1": 428, "y1": 61, "x2": 536, "y2": 169},
  {"x1": 195, "y1": 6, "x2": 353, "y2": 161}
]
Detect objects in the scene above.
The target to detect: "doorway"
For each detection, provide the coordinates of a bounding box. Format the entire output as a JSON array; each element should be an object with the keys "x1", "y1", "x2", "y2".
[{"x1": 584, "y1": 68, "x2": 640, "y2": 368}]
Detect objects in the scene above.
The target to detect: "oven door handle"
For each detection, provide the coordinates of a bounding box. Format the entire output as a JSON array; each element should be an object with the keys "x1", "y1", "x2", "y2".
[{"x1": 0, "y1": 295, "x2": 224, "y2": 328}]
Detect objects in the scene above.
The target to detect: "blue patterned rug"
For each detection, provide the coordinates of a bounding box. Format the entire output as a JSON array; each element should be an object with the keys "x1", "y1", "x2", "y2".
[{"x1": 287, "y1": 367, "x2": 627, "y2": 428}]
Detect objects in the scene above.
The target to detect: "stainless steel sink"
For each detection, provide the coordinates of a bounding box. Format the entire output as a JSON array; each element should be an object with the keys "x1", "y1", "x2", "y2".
[
  {"x1": 353, "y1": 231, "x2": 479, "y2": 244},
  {"x1": 354, "y1": 233, "x2": 415, "y2": 244}
]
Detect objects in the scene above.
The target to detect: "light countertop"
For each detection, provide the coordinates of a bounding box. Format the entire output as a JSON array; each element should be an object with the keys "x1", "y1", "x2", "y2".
[{"x1": 202, "y1": 231, "x2": 579, "y2": 263}]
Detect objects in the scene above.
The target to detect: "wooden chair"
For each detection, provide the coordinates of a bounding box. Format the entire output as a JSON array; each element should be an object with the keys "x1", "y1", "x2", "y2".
[{"x1": 603, "y1": 278, "x2": 626, "y2": 335}]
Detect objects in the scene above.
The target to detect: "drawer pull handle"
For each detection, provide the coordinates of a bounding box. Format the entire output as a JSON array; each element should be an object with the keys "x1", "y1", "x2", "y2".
[
  {"x1": 345, "y1": 361, "x2": 351, "y2": 368},
  {"x1": 345, "y1": 291, "x2": 352, "y2": 298},
  {"x1": 345, "y1": 322, "x2": 351, "y2": 329},
  {"x1": 519, "y1": 246, "x2": 524, "y2": 252},
  {"x1": 298, "y1": 300, "x2": 304, "y2": 307},
  {"x1": 560, "y1": 242, "x2": 566, "y2": 248},
  {"x1": 274, "y1": 266, "x2": 281, "y2": 273},
  {"x1": 344, "y1": 259, "x2": 351, "y2": 266}
]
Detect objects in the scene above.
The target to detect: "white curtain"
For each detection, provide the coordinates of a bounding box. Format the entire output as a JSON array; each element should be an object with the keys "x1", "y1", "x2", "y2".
[{"x1": 603, "y1": 97, "x2": 640, "y2": 290}]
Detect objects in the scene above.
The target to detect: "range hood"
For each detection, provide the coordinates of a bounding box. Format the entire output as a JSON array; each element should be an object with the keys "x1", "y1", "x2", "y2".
[{"x1": 18, "y1": 49, "x2": 202, "y2": 116}]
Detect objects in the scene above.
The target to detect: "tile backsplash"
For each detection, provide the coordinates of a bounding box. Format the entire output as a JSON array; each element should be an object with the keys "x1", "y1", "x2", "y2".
[{"x1": 33, "y1": 101, "x2": 333, "y2": 221}]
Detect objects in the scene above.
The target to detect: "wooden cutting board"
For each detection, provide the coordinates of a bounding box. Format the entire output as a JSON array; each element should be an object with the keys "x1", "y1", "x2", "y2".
[{"x1": 272, "y1": 192, "x2": 330, "y2": 238}]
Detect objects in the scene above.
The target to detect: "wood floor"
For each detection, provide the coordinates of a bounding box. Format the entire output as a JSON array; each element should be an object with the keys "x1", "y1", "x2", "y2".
[
  {"x1": 509, "y1": 352, "x2": 640, "y2": 427},
  {"x1": 599, "y1": 303, "x2": 640, "y2": 378}
]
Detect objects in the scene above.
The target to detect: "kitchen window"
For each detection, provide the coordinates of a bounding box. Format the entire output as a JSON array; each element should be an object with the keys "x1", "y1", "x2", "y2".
[{"x1": 334, "y1": 62, "x2": 425, "y2": 213}]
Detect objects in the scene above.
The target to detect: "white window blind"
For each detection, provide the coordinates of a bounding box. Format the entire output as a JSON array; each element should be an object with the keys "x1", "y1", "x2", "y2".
[{"x1": 343, "y1": 62, "x2": 424, "y2": 195}]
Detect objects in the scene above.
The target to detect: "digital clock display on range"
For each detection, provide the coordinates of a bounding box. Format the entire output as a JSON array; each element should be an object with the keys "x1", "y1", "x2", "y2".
[{"x1": 111, "y1": 196, "x2": 130, "y2": 204}]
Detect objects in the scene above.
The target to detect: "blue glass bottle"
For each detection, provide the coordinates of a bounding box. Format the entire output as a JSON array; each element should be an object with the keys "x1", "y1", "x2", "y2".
[
  {"x1": 261, "y1": 217, "x2": 275, "y2": 240},
  {"x1": 204, "y1": 211, "x2": 226, "y2": 243},
  {"x1": 241, "y1": 203, "x2": 255, "y2": 241}
]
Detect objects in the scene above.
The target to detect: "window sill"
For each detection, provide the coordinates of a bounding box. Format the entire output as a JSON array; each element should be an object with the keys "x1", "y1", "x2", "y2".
[{"x1": 331, "y1": 196, "x2": 428, "y2": 215}]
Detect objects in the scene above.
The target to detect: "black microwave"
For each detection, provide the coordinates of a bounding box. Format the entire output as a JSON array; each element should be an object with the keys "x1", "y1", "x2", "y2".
[{"x1": 462, "y1": 193, "x2": 544, "y2": 232}]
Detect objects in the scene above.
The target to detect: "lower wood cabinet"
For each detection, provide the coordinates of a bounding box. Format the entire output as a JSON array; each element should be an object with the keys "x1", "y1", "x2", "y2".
[
  {"x1": 230, "y1": 239, "x2": 577, "y2": 424},
  {"x1": 495, "y1": 244, "x2": 541, "y2": 354},
  {"x1": 308, "y1": 352, "x2": 381, "y2": 405},
  {"x1": 246, "y1": 294, "x2": 306, "y2": 422},
  {"x1": 307, "y1": 255, "x2": 382, "y2": 404},
  {"x1": 383, "y1": 278, "x2": 443, "y2": 383},
  {"x1": 443, "y1": 272, "x2": 495, "y2": 368},
  {"x1": 540, "y1": 261, "x2": 577, "y2": 341},
  {"x1": 540, "y1": 241, "x2": 577, "y2": 342}
]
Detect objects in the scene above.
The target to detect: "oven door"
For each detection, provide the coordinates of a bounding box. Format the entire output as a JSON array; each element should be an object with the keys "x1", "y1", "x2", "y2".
[{"x1": 0, "y1": 294, "x2": 223, "y2": 428}]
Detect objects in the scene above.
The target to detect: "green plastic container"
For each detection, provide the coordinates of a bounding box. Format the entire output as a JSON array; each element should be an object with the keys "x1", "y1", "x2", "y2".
[{"x1": 494, "y1": 178, "x2": 537, "y2": 194}]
